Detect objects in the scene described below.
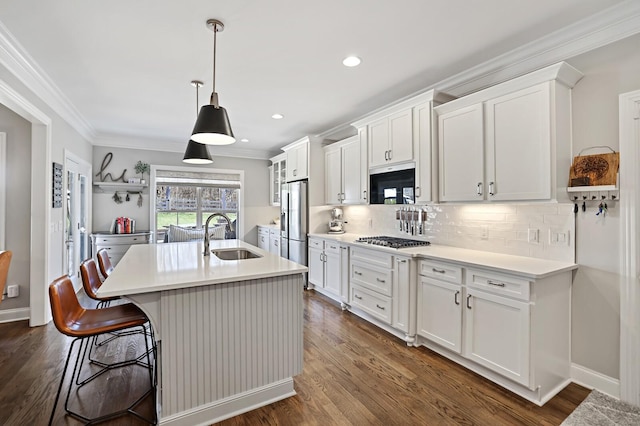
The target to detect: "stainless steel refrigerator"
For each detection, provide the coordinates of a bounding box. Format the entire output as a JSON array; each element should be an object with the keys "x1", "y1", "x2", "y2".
[{"x1": 280, "y1": 180, "x2": 308, "y2": 266}]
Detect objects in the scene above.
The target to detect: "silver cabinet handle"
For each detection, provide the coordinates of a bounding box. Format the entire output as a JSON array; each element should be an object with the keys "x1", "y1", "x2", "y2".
[
  {"x1": 454, "y1": 290, "x2": 460, "y2": 305},
  {"x1": 384, "y1": 150, "x2": 389, "y2": 161},
  {"x1": 476, "y1": 182, "x2": 483, "y2": 196},
  {"x1": 489, "y1": 181, "x2": 495, "y2": 196},
  {"x1": 397, "y1": 259, "x2": 407, "y2": 263},
  {"x1": 488, "y1": 280, "x2": 506, "y2": 287},
  {"x1": 416, "y1": 186, "x2": 421, "y2": 197},
  {"x1": 376, "y1": 304, "x2": 385, "y2": 310},
  {"x1": 376, "y1": 278, "x2": 386, "y2": 283},
  {"x1": 388, "y1": 150, "x2": 392, "y2": 160},
  {"x1": 354, "y1": 271, "x2": 362, "y2": 276},
  {"x1": 363, "y1": 190, "x2": 367, "y2": 200},
  {"x1": 432, "y1": 268, "x2": 446, "y2": 274},
  {"x1": 354, "y1": 294, "x2": 363, "y2": 300},
  {"x1": 340, "y1": 246, "x2": 347, "y2": 250},
  {"x1": 466, "y1": 295, "x2": 472, "y2": 309}
]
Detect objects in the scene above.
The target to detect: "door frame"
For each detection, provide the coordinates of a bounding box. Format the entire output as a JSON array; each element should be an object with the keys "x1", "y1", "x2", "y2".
[
  {"x1": 0, "y1": 79, "x2": 52, "y2": 326},
  {"x1": 619, "y1": 89, "x2": 640, "y2": 405}
]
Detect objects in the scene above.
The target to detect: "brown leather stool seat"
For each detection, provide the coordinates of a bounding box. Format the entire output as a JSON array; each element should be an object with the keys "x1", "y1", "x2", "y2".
[
  {"x1": 80, "y1": 258, "x2": 119, "y2": 308},
  {"x1": 48, "y1": 275, "x2": 156, "y2": 425},
  {"x1": 96, "y1": 248, "x2": 114, "y2": 279}
]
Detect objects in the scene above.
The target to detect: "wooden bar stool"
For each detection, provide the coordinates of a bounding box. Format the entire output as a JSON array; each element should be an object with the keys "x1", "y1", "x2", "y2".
[
  {"x1": 0, "y1": 250, "x2": 12, "y2": 306},
  {"x1": 96, "y1": 248, "x2": 113, "y2": 279},
  {"x1": 48, "y1": 275, "x2": 156, "y2": 425}
]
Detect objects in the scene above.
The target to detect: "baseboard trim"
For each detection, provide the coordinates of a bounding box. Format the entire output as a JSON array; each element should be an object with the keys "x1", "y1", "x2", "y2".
[
  {"x1": 571, "y1": 363, "x2": 620, "y2": 399},
  {"x1": 0, "y1": 307, "x2": 29, "y2": 323},
  {"x1": 159, "y1": 378, "x2": 296, "y2": 426}
]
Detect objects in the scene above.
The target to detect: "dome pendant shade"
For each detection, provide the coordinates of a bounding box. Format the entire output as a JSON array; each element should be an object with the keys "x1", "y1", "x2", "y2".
[
  {"x1": 183, "y1": 139, "x2": 213, "y2": 164},
  {"x1": 191, "y1": 104, "x2": 235, "y2": 145}
]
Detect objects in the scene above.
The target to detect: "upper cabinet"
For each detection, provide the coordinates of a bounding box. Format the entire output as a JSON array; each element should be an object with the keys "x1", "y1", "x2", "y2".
[
  {"x1": 284, "y1": 139, "x2": 309, "y2": 182},
  {"x1": 269, "y1": 153, "x2": 286, "y2": 206},
  {"x1": 352, "y1": 90, "x2": 455, "y2": 204},
  {"x1": 324, "y1": 135, "x2": 366, "y2": 205},
  {"x1": 435, "y1": 62, "x2": 583, "y2": 203},
  {"x1": 279, "y1": 136, "x2": 325, "y2": 207}
]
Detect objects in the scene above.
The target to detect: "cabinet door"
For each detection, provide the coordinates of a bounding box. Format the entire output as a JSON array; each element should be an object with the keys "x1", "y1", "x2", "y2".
[
  {"x1": 324, "y1": 249, "x2": 341, "y2": 296},
  {"x1": 417, "y1": 277, "x2": 462, "y2": 353},
  {"x1": 308, "y1": 245, "x2": 325, "y2": 287},
  {"x1": 257, "y1": 228, "x2": 269, "y2": 250},
  {"x1": 486, "y1": 83, "x2": 551, "y2": 201},
  {"x1": 368, "y1": 118, "x2": 389, "y2": 168},
  {"x1": 464, "y1": 288, "x2": 530, "y2": 386},
  {"x1": 324, "y1": 147, "x2": 342, "y2": 205},
  {"x1": 357, "y1": 127, "x2": 368, "y2": 203},
  {"x1": 388, "y1": 109, "x2": 413, "y2": 164},
  {"x1": 414, "y1": 102, "x2": 432, "y2": 203},
  {"x1": 392, "y1": 257, "x2": 411, "y2": 333},
  {"x1": 269, "y1": 232, "x2": 280, "y2": 255},
  {"x1": 341, "y1": 138, "x2": 362, "y2": 204},
  {"x1": 438, "y1": 104, "x2": 484, "y2": 201},
  {"x1": 286, "y1": 145, "x2": 308, "y2": 182}
]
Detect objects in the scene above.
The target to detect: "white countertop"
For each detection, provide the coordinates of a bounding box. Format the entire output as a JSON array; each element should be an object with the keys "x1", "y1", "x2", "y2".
[
  {"x1": 97, "y1": 239, "x2": 307, "y2": 297},
  {"x1": 308, "y1": 232, "x2": 577, "y2": 279}
]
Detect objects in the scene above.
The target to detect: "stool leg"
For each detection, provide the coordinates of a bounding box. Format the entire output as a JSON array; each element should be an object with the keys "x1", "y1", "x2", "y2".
[{"x1": 48, "y1": 337, "x2": 81, "y2": 426}]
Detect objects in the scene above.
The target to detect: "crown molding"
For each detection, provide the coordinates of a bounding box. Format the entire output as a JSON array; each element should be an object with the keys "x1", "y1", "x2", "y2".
[
  {"x1": 0, "y1": 20, "x2": 96, "y2": 141},
  {"x1": 435, "y1": 0, "x2": 640, "y2": 97},
  {"x1": 94, "y1": 133, "x2": 273, "y2": 160}
]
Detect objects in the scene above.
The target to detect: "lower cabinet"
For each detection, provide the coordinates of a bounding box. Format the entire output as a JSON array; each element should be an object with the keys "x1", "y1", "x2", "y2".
[
  {"x1": 308, "y1": 237, "x2": 346, "y2": 303},
  {"x1": 349, "y1": 246, "x2": 415, "y2": 342},
  {"x1": 257, "y1": 226, "x2": 269, "y2": 250},
  {"x1": 416, "y1": 259, "x2": 571, "y2": 405},
  {"x1": 269, "y1": 228, "x2": 281, "y2": 255},
  {"x1": 91, "y1": 232, "x2": 152, "y2": 267}
]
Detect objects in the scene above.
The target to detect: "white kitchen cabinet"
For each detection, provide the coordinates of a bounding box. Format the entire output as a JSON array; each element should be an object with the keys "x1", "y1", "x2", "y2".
[
  {"x1": 436, "y1": 62, "x2": 582, "y2": 203},
  {"x1": 257, "y1": 226, "x2": 269, "y2": 250},
  {"x1": 413, "y1": 102, "x2": 433, "y2": 203},
  {"x1": 324, "y1": 135, "x2": 365, "y2": 205},
  {"x1": 285, "y1": 140, "x2": 308, "y2": 182},
  {"x1": 269, "y1": 228, "x2": 280, "y2": 256},
  {"x1": 368, "y1": 109, "x2": 413, "y2": 168},
  {"x1": 308, "y1": 237, "x2": 343, "y2": 300},
  {"x1": 269, "y1": 153, "x2": 286, "y2": 206},
  {"x1": 349, "y1": 246, "x2": 416, "y2": 341}
]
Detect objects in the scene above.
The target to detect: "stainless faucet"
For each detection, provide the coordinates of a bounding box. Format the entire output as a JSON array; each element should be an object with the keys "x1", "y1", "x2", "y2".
[{"x1": 203, "y1": 213, "x2": 234, "y2": 256}]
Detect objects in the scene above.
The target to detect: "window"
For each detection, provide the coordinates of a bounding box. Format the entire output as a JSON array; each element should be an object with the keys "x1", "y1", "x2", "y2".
[{"x1": 150, "y1": 167, "x2": 243, "y2": 243}]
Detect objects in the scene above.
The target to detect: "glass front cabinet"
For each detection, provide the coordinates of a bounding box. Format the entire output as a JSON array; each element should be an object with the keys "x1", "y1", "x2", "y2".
[{"x1": 269, "y1": 153, "x2": 286, "y2": 206}]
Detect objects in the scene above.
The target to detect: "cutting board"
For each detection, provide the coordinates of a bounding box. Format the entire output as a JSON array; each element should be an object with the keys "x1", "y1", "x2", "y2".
[{"x1": 569, "y1": 152, "x2": 619, "y2": 187}]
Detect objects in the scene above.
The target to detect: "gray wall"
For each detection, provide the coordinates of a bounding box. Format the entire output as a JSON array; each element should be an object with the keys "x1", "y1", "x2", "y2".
[
  {"x1": 566, "y1": 33, "x2": 640, "y2": 379},
  {"x1": 92, "y1": 146, "x2": 279, "y2": 246},
  {"x1": 0, "y1": 105, "x2": 31, "y2": 309}
]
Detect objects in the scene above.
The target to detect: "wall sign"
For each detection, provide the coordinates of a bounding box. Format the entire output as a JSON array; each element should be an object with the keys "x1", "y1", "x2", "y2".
[{"x1": 52, "y1": 162, "x2": 63, "y2": 208}]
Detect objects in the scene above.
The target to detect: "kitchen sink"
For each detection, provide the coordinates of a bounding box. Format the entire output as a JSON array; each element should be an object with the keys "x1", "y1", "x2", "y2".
[{"x1": 212, "y1": 248, "x2": 263, "y2": 260}]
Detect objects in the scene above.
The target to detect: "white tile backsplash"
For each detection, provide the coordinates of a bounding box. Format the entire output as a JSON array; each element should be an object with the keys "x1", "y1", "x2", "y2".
[{"x1": 338, "y1": 203, "x2": 575, "y2": 263}]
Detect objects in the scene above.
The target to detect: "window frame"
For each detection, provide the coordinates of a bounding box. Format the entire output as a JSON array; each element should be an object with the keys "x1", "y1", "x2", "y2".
[{"x1": 150, "y1": 165, "x2": 244, "y2": 243}]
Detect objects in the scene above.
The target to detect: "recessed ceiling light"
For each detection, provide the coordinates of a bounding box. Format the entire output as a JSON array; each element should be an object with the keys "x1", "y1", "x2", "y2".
[
  {"x1": 343, "y1": 56, "x2": 361, "y2": 67},
  {"x1": 272, "y1": 113, "x2": 284, "y2": 120},
  {"x1": 240, "y1": 138, "x2": 249, "y2": 143}
]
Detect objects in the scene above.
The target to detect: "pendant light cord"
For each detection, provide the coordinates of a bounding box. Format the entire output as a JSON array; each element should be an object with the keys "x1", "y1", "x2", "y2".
[{"x1": 211, "y1": 23, "x2": 219, "y2": 107}]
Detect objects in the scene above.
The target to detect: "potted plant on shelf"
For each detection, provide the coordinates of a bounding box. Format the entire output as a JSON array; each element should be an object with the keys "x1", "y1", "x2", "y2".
[{"x1": 135, "y1": 161, "x2": 150, "y2": 184}]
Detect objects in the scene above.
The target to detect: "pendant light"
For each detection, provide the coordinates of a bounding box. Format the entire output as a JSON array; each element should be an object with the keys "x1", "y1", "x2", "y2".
[
  {"x1": 191, "y1": 19, "x2": 235, "y2": 145},
  {"x1": 183, "y1": 80, "x2": 213, "y2": 164}
]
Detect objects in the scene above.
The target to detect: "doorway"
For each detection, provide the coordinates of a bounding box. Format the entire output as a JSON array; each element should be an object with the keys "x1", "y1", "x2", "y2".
[{"x1": 64, "y1": 151, "x2": 91, "y2": 291}]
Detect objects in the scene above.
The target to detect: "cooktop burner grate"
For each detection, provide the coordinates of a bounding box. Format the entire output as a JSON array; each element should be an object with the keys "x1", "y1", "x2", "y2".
[{"x1": 355, "y1": 236, "x2": 431, "y2": 249}]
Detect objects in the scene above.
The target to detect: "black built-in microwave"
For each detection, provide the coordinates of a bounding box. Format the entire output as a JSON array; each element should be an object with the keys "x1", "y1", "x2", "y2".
[{"x1": 369, "y1": 163, "x2": 415, "y2": 205}]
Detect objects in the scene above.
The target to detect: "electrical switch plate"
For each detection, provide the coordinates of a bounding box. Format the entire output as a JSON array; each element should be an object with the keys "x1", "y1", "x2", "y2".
[
  {"x1": 368, "y1": 218, "x2": 373, "y2": 229},
  {"x1": 7, "y1": 285, "x2": 19, "y2": 298},
  {"x1": 527, "y1": 228, "x2": 539, "y2": 244},
  {"x1": 549, "y1": 229, "x2": 570, "y2": 246}
]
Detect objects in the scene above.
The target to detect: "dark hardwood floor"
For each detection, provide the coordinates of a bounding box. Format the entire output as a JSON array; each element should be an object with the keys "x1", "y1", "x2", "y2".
[{"x1": 0, "y1": 290, "x2": 589, "y2": 425}]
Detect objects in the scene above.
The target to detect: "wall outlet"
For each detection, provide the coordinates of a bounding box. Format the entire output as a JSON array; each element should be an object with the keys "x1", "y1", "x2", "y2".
[
  {"x1": 527, "y1": 228, "x2": 539, "y2": 243},
  {"x1": 481, "y1": 225, "x2": 489, "y2": 240},
  {"x1": 549, "y1": 229, "x2": 570, "y2": 245},
  {"x1": 368, "y1": 218, "x2": 373, "y2": 229},
  {"x1": 7, "y1": 284, "x2": 19, "y2": 298}
]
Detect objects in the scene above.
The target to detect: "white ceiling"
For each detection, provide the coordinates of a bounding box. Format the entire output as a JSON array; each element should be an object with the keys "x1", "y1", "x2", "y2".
[{"x1": 0, "y1": 0, "x2": 629, "y2": 158}]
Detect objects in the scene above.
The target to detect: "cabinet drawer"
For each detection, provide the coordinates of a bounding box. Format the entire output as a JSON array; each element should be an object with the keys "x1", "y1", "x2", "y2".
[
  {"x1": 308, "y1": 238, "x2": 323, "y2": 250},
  {"x1": 258, "y1": 226, "x2": 270, "y2": 236},
  {"x1": 96, "y1": 245, "x2": 129, "y2": 256},
  {"x1": 95, "y1": 235, "x2": 148, "y2": 245},
  {"x1": 351, "y1": 284, "x2": 392, "y2": 324},
  {"x1": 351, "y1": 261, "x2": 392, "y2": 296},
  {"x1": 419, "y1": 259, "x2": 463, "y2": 284},
  {"x1": 324, "y1": 241, "x2": 341, "y2": 255},
  {"x1": 269, "y1": 228, "x2": 280, "y2": 237},
  {"x1": 350, "y1": 246, "x2": 393, "y2": 268},
  {"x1": 466, "y1": 268, "x2": 530, "y2": 301}
]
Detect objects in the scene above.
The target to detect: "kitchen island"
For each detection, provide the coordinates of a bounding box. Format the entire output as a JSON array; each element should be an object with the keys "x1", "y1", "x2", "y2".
[{"x1": 97, "y1": 239, "x2": 307, "y2": 426}]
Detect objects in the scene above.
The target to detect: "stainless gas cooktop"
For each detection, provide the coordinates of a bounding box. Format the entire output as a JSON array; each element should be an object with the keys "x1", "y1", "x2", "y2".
[{"x1": 355, "y1": 236, "x2": 430, "y2": 249}]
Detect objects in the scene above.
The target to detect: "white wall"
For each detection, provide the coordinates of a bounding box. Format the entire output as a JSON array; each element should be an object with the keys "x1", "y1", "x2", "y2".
[
  {"x1": 564, "y1": 33, "x2": 640, "y2": 380},
  {"x1": 92, "y1": 146, "x2": 279, "y2": 246},
  {"x1": 0, "y1": 105, "x2": 31, "y2": 310}
]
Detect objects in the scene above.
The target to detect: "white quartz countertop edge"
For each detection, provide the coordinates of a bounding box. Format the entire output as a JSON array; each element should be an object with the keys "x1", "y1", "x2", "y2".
[
  {"x1": 98, "y1": 239, "x2": 307, "y2": 297},
  {"x1": 308, "y1": 233, "x2": 577, "y2": 280}
]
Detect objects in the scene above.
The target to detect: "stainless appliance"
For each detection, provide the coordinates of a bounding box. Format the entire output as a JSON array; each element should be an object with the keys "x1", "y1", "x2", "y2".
[
  {"x1": 369, "y1": 163, "x2": 415, "y2": 205},
  {"x1": 328, "y1": 208, "x2": 344, "y2": 234},
  {"x1": 355, "y1": 236, "x2": 430, "y2": 249},
  {"x1": 281, "y1": 180, "x2": 308, "y2": 265}
]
